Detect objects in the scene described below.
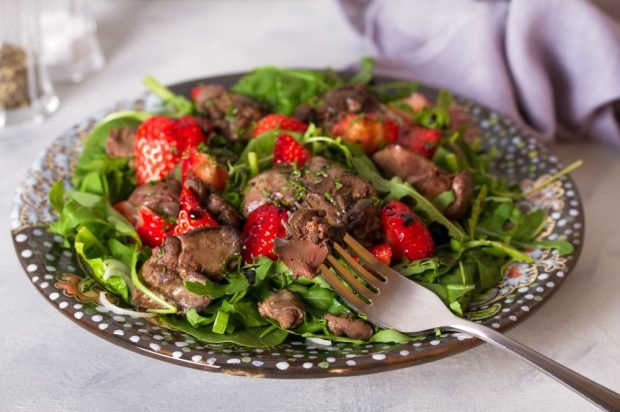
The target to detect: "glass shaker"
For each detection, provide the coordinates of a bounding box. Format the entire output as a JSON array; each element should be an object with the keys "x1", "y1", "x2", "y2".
[
  {"x1": 39, "y1": 0, "x2": 105, "y2": 83},
  {"x1": 0, "y1": 0, "x2": 59, "y2": 128}
]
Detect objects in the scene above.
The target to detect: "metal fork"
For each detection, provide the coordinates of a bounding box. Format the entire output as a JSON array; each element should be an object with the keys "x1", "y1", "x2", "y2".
[{"x1": 319, "y1": 234, "x2": 620, "y2": 411}]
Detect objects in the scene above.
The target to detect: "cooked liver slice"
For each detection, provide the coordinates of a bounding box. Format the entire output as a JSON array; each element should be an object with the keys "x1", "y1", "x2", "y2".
[{"x1": 258, "y1": 289, "x2": 306, "y2": 330}]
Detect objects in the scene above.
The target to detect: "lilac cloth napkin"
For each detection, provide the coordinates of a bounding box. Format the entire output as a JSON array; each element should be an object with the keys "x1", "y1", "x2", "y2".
[{"x1": 337, "y1": 0, "x2": 620, "y2": 147}]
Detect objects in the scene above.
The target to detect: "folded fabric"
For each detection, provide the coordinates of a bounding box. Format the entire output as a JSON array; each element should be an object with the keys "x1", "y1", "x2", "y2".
[{"x1": 337, "y1": 0, "x2": 620, "y2": 147}]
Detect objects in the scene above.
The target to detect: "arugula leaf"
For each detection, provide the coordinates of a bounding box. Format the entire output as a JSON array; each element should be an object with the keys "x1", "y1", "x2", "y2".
[
  {"x1": 421, "y1": 283, "x2": 476, "y2": 316},
  {"x1": 463, "y1": 239, "x2": 533, "y2": 263},
  {"x1": 468, "y1": 185, "x2": 488, "y2": 238},
  {"x1": 513, "y1": 209, "x2": 546, "y2": 242},
  {"x1": 349, "y1": 57, "x2": 375, "y2": 85},
  {"x1": 232, "y1": 67, "x2": 343, "y2": 115},
  {"x1": 143, "y1": 75, "x2": 193, "y2": 117}
]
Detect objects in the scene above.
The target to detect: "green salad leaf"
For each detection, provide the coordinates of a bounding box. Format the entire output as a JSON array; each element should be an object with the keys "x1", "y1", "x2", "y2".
[
  {"x1": 232, "y1": 67, "x2": 343, "y2": 115},
  {"x1": 73, "y1": 111, "x2": 149, "y2": 202},
  {"x1": 161, "y1": 315, "x2": 289, "y2": 348}
]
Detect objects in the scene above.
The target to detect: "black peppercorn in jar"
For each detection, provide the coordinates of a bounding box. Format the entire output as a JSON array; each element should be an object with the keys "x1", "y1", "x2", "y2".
[
  {"x1": 0, "y1": 0, "x2": 58, "y2": 127},
  {"x1": 0, "y1": 43, "x2": 31, "y2": 110}
]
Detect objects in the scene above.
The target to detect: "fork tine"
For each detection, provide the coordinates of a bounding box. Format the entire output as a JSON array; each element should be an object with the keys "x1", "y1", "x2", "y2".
[
  {"x1": 326, "y1": 255, "x2": 375, "y2": 300},
  {"x1": 319, "y1": 264, "x2": 370, "y2": 311},
  {"x1": 332, "y1": 243, "x2": 385, "y2": 287},
  {"x1": 343, "y1": 233, "x2": 405, "y2": 279}
]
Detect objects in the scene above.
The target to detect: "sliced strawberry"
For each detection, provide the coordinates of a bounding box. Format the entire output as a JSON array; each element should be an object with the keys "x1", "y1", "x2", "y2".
[
  {"x1": 191, "y1": 85, "x2": 203, "y2": 102},
  {"x1": 253, "y1": 114, "x2": 308, "y2": 138},
  {"x1": 241, "y1": 204, "x2": 288, "y2": 263},
  {"x1": 136, "y1": 206, "x2": 174, "y2": 248},
  {"x1": 273, "y1": 134, "x2": 311, "y2": 167},
  {"x1": 134, "y1": 116, "x2": 206, "y2": 185},
  {"x1": 368, "y1": 243, "x2": 393, "y2": 265},
  {"x1": 398, "y1": 126, "x2": 442, "y2": 159},
  {"x1": 181, "y1": 148, "x2": 228, "y2": 191},
  {"x1": 330, "y1": 113, "x2": 398, "y2": 155},
  {"x1": 381, "y1": 200, "x2": 434, "y2": 261},
  {"x1": 172, "y1": 184, "x2": 218, "y2": 236}
]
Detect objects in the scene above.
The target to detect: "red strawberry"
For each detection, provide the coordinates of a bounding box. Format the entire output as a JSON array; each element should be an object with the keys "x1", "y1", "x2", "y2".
[
  {"x1": 381, "y1": 200, "x2": 434, "y2": 261},
  {"x1": 181, "y1": 148, "x2": 229, "y2": 191},
  {"x1": 136, "y1": 206, "x2": 174, "y2": 248},
  {"x1": 134, "y1": 116, "x2": 206, "y2": 185},
  {"x1": 241, "y1": 204, "x2": 288, "y2": 263},
  {"x1": 190, "y1": 86, "x2": 203, "y2": 102},
  {"x1": 253, "y1": 114, "x2": 308, "y2": 138},
  {"x1": 369, "y1": 243, "x2": 393, "y2": 265},
  {"x1": 273, "y1": 134, "x2": 311, "y2": 167},
  {"x1": 330, "y1": 113, "x2": 398, "y2": 154},
  {"x1": 399, "y1": 126, "x2": 442, "y2": 158},
  {"x1": 172, "y1": 185, "x2": 217, "y2": 236}
]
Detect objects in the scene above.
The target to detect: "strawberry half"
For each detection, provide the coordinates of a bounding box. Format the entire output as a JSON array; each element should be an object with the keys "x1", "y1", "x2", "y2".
[
  {"x1": 381, "y1": 200, "x2": 434, "y2": 261},
  {"x1": 136, "y1": 206, "x2": 174, "y2": 248},
  {"x1": 273, "y1": 134, "x2": 311, "y2": 167},
  {"x1": 181, "y1": 148, "x2": 229, "y2": 191},
  {"x1": 398, "y1": 126, "x2": 442, "y2": 159},
  {"x1": 241, "y1": 204, "x2": 288, "y2": 263},
  {"x1": 330, "y1": 113, "x2": 398, "y2": 155},
  {"x1": 253, "y1": 114, "x2": 308, "y2": 138},
  {"x1": 368, "y1": 243, "x2": 393, "y2": 265},
  {"x1": 134, "y1": 116, "x2": 206, "y2": 185},
  {"x1": 172, "y1": 185, "x2": 217, "y2": 236}
]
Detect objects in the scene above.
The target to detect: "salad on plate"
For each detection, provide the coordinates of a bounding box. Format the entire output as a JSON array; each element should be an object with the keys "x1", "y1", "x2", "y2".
[{"x1": 49, "y1": 59, "x2": 576, "y2": 347}]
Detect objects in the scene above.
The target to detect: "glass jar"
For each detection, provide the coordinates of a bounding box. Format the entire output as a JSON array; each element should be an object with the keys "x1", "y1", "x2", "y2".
[
  {"x1": 39, "y1": 0, "x2": 105, "y2": 83},
  {"x1": 0, "y1": 0, "x2": 59, "y2": 128}
]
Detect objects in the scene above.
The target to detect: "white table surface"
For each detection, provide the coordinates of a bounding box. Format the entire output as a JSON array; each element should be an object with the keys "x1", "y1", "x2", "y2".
[{"x1": 1, "y1": 1, "x2": 619, "y2": 411}]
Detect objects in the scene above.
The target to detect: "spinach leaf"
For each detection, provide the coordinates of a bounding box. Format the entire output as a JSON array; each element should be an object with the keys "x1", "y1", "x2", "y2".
[
  {"x1": 221, "y1": 300, "x2": 268, "y2": 328},
  {"x1": 184, "y1": 274, "x2": 249, "y2": 299},
  {"x1": 232, "y1": 67, "x2": 343, "y2": 115},
  {"x1": 160, "y1": 316, "x2": 289, "y2": 348},
  {"x1": 73, "y1": 111, "x2": 148, "y2": 202},
  {"x1": 370, "y1": 329, "x2": 423, "y2": 343}
]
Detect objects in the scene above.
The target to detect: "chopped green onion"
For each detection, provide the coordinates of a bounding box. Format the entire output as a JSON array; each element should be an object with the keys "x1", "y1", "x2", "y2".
[
  {"x1": 212, "y1": 310, "x2": 230, "y2": 335},
  {"x1": 431, "y1": 190, "x2": 456, "y2": 210},
  {"x1": 248, "y1": 151, "x2": 259, "y2": 177}
]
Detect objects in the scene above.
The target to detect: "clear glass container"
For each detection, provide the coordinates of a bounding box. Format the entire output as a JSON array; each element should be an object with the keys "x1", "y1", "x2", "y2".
[
  {"x1": 0, "y1": 0, "x2": 59, "y2": 128},
  {"x1": 39, "y1": 0, "x2": 105, "y2": 83}
]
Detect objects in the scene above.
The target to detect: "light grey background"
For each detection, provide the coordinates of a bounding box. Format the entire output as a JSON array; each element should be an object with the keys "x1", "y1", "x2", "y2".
[{"x1": 0, "y1": 1, "x2": 618, "y2": 411}]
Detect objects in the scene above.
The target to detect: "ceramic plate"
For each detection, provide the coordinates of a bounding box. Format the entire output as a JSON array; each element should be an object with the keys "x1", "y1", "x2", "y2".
[{"x1": 11, "y1": 73, "x2": 584, "y2": 378}]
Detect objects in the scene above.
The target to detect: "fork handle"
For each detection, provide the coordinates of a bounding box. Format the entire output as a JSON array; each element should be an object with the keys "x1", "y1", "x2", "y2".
[{"x1": 446, "y1": 321, "x2": 620, "y2": 411}]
